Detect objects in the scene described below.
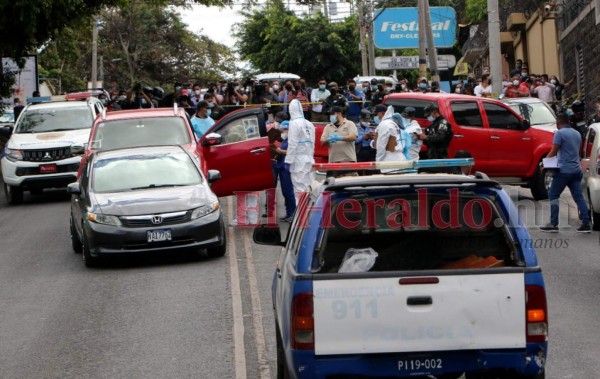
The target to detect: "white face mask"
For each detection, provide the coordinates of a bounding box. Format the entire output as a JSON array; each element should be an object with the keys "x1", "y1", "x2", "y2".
[
  {"x1": 551, "y1": 79, "x2": 557, "y2": 85},
  {"x1": 195, "y1": 90, "x2": 201, "y2": 96},
  {"x1": 281, "y1": 133, "x2": 288, "y2": 140},
  {"x1": 272, "y1": 85, "x2": 279, "y2": 91},
  {"x1": 513, "y1": 80, "x2": 520, "y2": 86}
]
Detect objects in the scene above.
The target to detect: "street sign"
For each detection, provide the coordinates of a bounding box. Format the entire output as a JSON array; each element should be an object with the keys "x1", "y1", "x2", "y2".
[
  {"x1": 374, "y1": 55, "x2": 457, "y2": 70},
  {"x1": 373, "y1": 7, "x2": 457, "y2": 49}
]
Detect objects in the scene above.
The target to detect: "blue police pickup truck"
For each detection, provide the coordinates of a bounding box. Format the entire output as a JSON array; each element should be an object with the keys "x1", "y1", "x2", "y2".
[{"x1": 254, "y1": 159, "x2": 548, "y2": 379}]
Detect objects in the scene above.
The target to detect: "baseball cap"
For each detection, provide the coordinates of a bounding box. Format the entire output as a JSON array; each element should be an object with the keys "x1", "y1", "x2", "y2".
[
  {"x1": 330, "y1": 106, "x2": 343, "y2": 114},
  {"x1": 374, "y1": 104, "x2": 387, "y2": 113},
  {"x1": 370, "y1": 78, "x2": 378, "y2": 85},
  {"x1": 424, "y1": 103, "x2": 439, "y2": 115},
  {"x1": 360, "y1": 108, "x2": 372, "y2": 120}
]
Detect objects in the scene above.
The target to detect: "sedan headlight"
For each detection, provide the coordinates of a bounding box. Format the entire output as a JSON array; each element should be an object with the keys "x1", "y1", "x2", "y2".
[
  {"x1": 5, "y1": 147, "x2": 23, "y2": 162},
  {"x1": 191, "y1": 201, "x2": 220, "y2": 220},
  {"x1": 88, "y1": 212, "x2": 121, "y2": 226}
]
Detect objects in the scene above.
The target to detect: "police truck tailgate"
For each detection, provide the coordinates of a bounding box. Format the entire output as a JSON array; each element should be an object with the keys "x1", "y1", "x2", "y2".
[{"x1": 313, "y1": 271, "x2": 526, "y2": 355}]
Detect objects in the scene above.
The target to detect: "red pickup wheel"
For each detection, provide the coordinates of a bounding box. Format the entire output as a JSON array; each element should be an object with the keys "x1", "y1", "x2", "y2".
[{"x1": 531, "y1": 163, "x2": 551, "y2": 200}]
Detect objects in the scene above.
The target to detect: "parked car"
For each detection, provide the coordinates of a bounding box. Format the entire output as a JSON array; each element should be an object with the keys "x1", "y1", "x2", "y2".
[
  {"x1": 580, "y1": 122, "x2": 600, "y2": 230},
  {"x1": 384, "y1": 93, "x2": 556, "y2": 200},
  {"x1": 503, "y1": 97, "x2": 557, "y2": 132},
  {"x1": 0, "y1": 108, "x2": 15, "y2": 158},
  {"x1": 1, "y1": 98, "x2": 103, "y2": 204},
  {"x1": 67, "y1": 145, "x2": 225, "y2": 267},
  {"x1": 254, "y1": 160, "x2": 548, "y2": 379}
]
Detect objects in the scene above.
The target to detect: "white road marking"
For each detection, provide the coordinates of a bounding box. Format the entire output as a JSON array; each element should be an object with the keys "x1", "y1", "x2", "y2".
[
  {"x1": 227, "y1": 197, "x2": 247, "y2": 379},
  {"x1": 242, "y1": 226, "x2": 272, "y2": 379}
]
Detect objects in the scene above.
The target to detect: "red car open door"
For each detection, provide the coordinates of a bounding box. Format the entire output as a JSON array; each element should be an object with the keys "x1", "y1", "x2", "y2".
[{"x1": 198, "y1": 108, "x2": 274, "y2": 197}]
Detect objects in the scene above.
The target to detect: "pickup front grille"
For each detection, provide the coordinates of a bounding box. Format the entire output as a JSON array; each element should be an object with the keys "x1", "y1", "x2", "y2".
[
  {"x1": 120, "y1": 211, "x2": 192, "y2": 228},
  {"x1": 22, "y1": 147, "x2": 73, "y2": 162},
  {"x1": 16, "y1": 163, "x2": 80, "y2": 176}
]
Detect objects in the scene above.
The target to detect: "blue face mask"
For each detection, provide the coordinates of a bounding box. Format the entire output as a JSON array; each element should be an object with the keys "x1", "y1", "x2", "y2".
[
  {"x1": 330, "y1": 115, "x2": 338, "y2": 124},
  {"x1": 141, "y1": 98, "x2": 147, "y2": 105},
  {"x1": 419, "y1": 83, "x2": 427, "y2": 89},
  {"x1": 175, "y1": 86, "x2": 182, "y2": 91},
  {"x1": 427, "y1": 115, "x2": 435, "y2": 122},
  {"x1": 206, "y1": 109, "x2": 212, "y2": 117},
  {"x1": 319, "y1": 84, "x2": 326, "y2": 90},
  {"x1": 373, "y1": 116, "x2": 380, "y2": 124},
  {"x1": 371, "y1": 85, "x2": 377, "y2": 91}
]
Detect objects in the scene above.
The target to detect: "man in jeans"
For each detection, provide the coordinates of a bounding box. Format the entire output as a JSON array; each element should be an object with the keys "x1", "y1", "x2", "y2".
[{"x1": 541, "y1": 113, "x2": 591, "y2": 233}]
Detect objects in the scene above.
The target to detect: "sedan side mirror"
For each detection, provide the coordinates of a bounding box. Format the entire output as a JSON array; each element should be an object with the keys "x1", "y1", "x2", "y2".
[
  {"x1": 522, "y1": 119, "x2": 530, "y2": 130},
  {"x1": 0, "y1": 125, "x2": 13, "y2": 138},
  {"x1": 207, "y1": 169, "x2": 221, "y2": 183},
  {"x1": 67, "y1": 182, "x2": 81, "y2": 195},
  {"x1": 70, "y1": 144, "x2": 85, "y2": 155},
  {"x1": 253, "y1": 225, "x2": 285, "y2": 246},
  {"x1": 202, "y1": 132, "x2": 222, "y2": 146}
]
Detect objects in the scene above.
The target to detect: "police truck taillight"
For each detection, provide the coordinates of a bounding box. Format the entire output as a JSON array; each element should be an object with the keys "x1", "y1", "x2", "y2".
[
  {"x1": 526, "y1": 285, "x2": 548, "y2": 343},
  {"x1": 291, "y1": 292, "x2": 314, "y2": 350}
]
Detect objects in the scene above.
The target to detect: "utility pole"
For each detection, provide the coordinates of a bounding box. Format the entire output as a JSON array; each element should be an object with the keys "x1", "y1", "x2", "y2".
[
  {"x1": 99, "y1": 56, "x2": 104, "y2": 85},
  {"x1": 418, "y1": 0, "x2": 427, "y2": 79},
  {"x1": 368, "y1": 1, "x2": 376, "y2": 75},
  {"x1": 358, "y1": 0, "x2": 369, "y2": 76},
  {"x1": 423, "y1": 0, "x2": 439, "y2": 83},
  {"x1": 323, "y1": 0, "x2": 328, "y2": 20},
  {"x1": 487, "y1": 0, "x2": 502, "y2": 96},
  {"x1": 91, "y1": 16, "x2": 98, "y2": 89}
]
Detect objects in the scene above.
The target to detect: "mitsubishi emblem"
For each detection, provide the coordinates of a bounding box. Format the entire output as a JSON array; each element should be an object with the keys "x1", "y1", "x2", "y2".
[{"x1": 42, "y1": 152, "x2": 52, "y2": 161}]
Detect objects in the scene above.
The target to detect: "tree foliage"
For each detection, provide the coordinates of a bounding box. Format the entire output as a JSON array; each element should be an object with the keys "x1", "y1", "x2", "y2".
[{"x1": 235, "y1": 0, "x2": 361, "y2": 83}]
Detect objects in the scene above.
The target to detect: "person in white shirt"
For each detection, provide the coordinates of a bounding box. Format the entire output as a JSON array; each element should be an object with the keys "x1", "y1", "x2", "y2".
[
  {"x1": 532, "y1": 74, "x2": 556, "y2": 104},
  {"x1": 474, "y1": 74, "x2": 492, "y2": 98},
  {"x1": 310, "y1": 78, "x2": 330, "y2": 122}
]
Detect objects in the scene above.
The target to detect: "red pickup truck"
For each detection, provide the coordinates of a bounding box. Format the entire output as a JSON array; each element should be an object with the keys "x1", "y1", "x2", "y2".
[{"x1": 383, "y1": 93, "x2": 555, "y2": 199}]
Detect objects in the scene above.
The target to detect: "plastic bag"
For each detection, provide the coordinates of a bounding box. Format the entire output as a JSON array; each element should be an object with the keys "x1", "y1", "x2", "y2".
[{"x1": 338, "y1": 248, "x2": 379, "y2": 273}]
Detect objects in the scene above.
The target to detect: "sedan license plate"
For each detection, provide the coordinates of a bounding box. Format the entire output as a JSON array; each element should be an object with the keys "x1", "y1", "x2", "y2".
[
  {"x1": 39, "y1": 164, "x2": 57, "y2": 174},
  {"x1": 398, "y1": 358, "x2": 443, "y2": 372},
  {"x1": 147, "y1": 229, "x2": 172, "y2": 242}
]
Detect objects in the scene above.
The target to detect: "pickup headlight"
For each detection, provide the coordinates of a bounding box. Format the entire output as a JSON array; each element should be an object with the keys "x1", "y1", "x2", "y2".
[
  {"x1": 87, "y1": 212, "x2": 121, "y2": 226},
  {"x1": 191, "y1": 201, "x2": 219, "y2": 220},
  {"x1": 5, "y1": 147, "x2": 23, "y2": 162}
]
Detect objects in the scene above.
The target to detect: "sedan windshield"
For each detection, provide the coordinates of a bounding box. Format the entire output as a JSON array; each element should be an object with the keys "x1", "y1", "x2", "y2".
[
  {"x1": 92, "y1": 152, "x2": 202, "y2": 193},
  {"x1": 0, "y1": 111, "x2": 14, "y2": 123},
  {"x1": 509, "y1": 102, "x2": 556, "y2": 126},
  {"x1": 15, "y1": 107, "x2": 92, "y2": 133},
  {"x1": 92, "y1": 117, "x2": 191, "y2": 150}
]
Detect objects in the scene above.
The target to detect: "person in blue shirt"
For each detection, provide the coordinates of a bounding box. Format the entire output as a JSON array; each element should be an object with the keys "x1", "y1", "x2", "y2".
[
  {"x1": 355, "y1": 109, "x2": 376, "y2": 163},
  {"x1": 190, "y1": 101, "x2": 215, "y2": 139},
  {"x1": 344, "y1": 79, "x2": 365, "y2": 123},
  {"x1": 274, "y1": 121, "x2": 296, "y2": 222},
  {"x1": 541, "y1": 113, "x2": 591, "y2": 233}
]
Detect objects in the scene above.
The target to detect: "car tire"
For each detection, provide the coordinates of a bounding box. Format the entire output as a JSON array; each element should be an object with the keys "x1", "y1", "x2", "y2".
[
  {"x1": 4, "y1": 183, "x2": 23, "y2": 205},
  {"x1": 276, "y1": 325, "x2": 291, "y2": 379},
  {"x1": 588, "y1": 192, "x2": 600, "y2": 231},
  {"x1": 82, "y1": 229, "x2": 100, "y2": 268},
  {"x1": 70, "y1": 216, "x2": 82, "y2": 254},
  {"x1": 531, "y1": 164, "x2": 551, "y2": 201},
  {"x1": 206, "y1": 221, "x2": 227, "y2": 258}
]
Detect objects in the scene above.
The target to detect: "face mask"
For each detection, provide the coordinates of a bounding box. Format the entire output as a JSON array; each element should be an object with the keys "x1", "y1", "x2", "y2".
[
  {"x1": 100, "y1": 99, "x2": 107, "y2": 105},
  {"x1": 401, "y1": 84, "x2": 407, "y2": 90},
  {"x1": 206, "y1": 109, "x2": 212, "y2": 117},
  {"x1": 118, "y1": 95, "x2": 126, "y2": 101},
  {"x1": 281, "y1": 133, "x2": 288, "y2": 140},
  {"x1": 330, "y1": 88, "x2": 337, "y2": 94},
  {"x1": 195, "y1": 90, "x2": 201, "y2": 96},
  {"x1": 141, "y1": 99, "x2": 147, "y2": 105},
  {"x1": 513, "y1": 80, "x2": 520, "y2": 86},
  {"x1": 427, "y1": 115, "x2": 435, "y2": 122},
  {"x1": 272, "y1": 85, "x2": 279, "y2": 91},
  {"x1": 319, "y1": 84, "x2": 326, "y2": 90},
  {"x1": 551, "y1": 79, "x2": 557, "y2": 85},
  {"x1": 349, "y1": 85, "x2": 356, "y2": 91},
  {"x1": 371, "y1": 85, "x2": 377, "y2": 91},
  {"x1": 455, "y1": 88, "x2": 461, "y2": 93},
  {"x1": 373, "y1": 116, "x2": 380, "y2": 124},
  {"x1": 222, "y1": 86, "x2": 227, "y2": 92},
  {"x1": 361, "y1": 121, "x2": 370, "y2": 127},
  {"x1": 419, "y1": 83, "x2": 427, "y2": 89},
  {"x1": 175, "y1": 86, "x2": 182, "y2": 91},
  {"x1": 330, "y1": 115, "x2": 338, "y2": 124}
]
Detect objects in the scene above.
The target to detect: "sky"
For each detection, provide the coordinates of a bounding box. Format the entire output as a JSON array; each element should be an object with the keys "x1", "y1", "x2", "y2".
[{"x1": 178, "y1": 4, "x2": 243, "y2": 48}]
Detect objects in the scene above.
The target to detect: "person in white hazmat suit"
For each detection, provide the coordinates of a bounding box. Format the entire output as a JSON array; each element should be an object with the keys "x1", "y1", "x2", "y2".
[
  {"x1": 372, "y1": 106, "x2": 410, "y2": 172},
  {"x1": 285, "y1": 99, "x2": 316, "y2": 201},
  {"x1": 400, "y1": 106, "x2": 422, "y2": 160}
]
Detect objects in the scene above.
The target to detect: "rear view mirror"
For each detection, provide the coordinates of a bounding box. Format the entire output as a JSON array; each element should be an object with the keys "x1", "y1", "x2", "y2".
[
  {"x1": 67, "y1": 182, "x2": 81, "y2": 195},
  {"x1": 207, "y1": 169, "x2": 221, "y2": 183},
  {"x1": 522, "y1": 119, "x2": 530, "y2": 130},
  {"x1": 0, "y1": 125, "x2": 13, "y2": 138},
  {"x1": 253, "y1": 225, "x2": 284, "y2": 246},
  {"x1": 202, "y1": 132, "x2": 222, "y2": 146}
]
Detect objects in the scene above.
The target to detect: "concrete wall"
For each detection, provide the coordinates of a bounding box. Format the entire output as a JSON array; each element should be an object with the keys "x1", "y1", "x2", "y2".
[{"x1": 512, "y1": 11, "x2": 560, "y2": 77}]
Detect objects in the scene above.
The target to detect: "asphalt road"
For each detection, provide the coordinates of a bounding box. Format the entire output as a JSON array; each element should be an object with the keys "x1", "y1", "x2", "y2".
[{"x1": 0, "y1": 185, "x2": 598, "y2": 379}]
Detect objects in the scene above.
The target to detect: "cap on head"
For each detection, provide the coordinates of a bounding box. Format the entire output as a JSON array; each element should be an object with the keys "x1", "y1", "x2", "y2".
[
  {"x1": 424, "y1": 102, "x2": 439, "y2": 116},
  {"x1": 370, "y1": 78, "x2": 378, "y2": 85},
  {"x1": 402, "y1": 106, "x2": 416, "y2": 118},
  {"x1": 360, "y1": 108, "x2": 372, "y2": 120},
  {"x1": 374, "y1": 104, "x2": 387, "y2": 114},
  {"x1": 280, "y1": 120, "x2": 290, "y2": 130},
  {"x1": 330, "y1": 105, "x2": 343, "y2": 114}
]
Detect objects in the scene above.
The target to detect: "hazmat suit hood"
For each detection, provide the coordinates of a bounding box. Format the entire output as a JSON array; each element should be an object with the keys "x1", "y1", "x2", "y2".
[
  {"x1": 381, "y1": 105, "x2": 395, "y2": 122},
  {"x1": 391, "y1": 113, "x2": 406, "y2": 130},
  {"x1": 289, "y1": 99, "x2": 304, "y2": 120}
]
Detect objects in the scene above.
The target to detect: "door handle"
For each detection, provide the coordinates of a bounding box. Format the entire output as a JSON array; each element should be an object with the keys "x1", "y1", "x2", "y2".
[
  {"x1": 407, "y1": 296, "x2": 433, "y2": 306},
  {"x1": 491, "y1": 135, "x2": 500, "y2": 140},
  {"x1": 250, "y1": 148, "x2": 266, "y2": 154},
  {"x1": 454, "y1": 134, "x2": 464, "y2": 139}
]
